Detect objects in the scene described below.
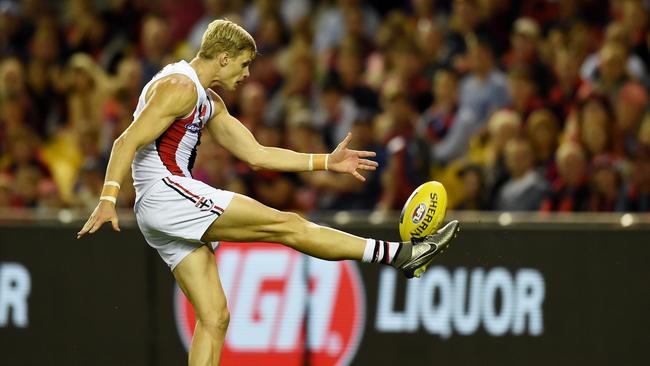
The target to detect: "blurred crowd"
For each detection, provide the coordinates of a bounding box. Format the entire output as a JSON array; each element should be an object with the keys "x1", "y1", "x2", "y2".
[{"x1": 1, "y1": 0, "x2": 650, "y2": 214}]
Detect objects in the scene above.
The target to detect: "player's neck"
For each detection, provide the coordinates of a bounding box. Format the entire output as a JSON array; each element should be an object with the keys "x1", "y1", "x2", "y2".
[{"x1": 188, "y1": 57, "x2": 215, "y2": 90}]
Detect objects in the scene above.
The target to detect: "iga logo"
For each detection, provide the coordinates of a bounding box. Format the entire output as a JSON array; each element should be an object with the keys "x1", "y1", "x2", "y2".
[
  {"x1": 175, "y1": 242, "x2": 366, "y2": 366},
  {"x1": 411, "y1": 203, "x2": 427, "y2": 224}
]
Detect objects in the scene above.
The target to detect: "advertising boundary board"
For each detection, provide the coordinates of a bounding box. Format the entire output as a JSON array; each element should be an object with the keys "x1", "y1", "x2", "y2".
[{"x1": 0, "y1": 220, "x2": 649, "y2": 366}]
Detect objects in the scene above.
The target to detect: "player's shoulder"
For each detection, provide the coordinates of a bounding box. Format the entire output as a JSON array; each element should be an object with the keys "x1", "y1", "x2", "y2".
[
  {"x1": 153, "y1": 74, "x2": 197, "y2": 97},
  {"x1": 148, "y1": 74, "x2": 197, "y2": 113}
]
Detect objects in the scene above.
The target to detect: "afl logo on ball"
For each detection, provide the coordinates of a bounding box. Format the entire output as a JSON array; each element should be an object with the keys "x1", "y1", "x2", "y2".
[
  {"x1": 174, "y1": 242, "x2": 366, "y2": 366},
  {"x1": 411, "y1": 203, "x2": 427, "y2": 224}
]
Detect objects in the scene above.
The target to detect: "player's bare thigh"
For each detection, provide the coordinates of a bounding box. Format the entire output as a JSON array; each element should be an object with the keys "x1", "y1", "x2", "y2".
[
  {"x1": 172, "y1": 245, "x2": 228, "y2": 320},
  {"x1": 201, "y1": 193, "x2": 303, "y2": 244}
]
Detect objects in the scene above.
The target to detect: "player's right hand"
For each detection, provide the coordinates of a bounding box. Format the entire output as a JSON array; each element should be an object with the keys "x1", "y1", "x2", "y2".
[{"x1": 77, "y1": 200, "x2": 121, "y2": 239}]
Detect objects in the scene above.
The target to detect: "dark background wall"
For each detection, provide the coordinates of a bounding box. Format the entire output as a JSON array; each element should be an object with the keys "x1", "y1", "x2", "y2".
[{"x1": 1, "y1": 217, "x2": 649, "y2": 366}]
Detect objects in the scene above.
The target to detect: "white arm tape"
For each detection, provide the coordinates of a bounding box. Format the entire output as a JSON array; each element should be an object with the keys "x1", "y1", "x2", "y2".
[
  {"x1": 99, "y1": 196, "x2": 117, "y2": 204},
  {"x1": 308, "y1": 154, "x2": 314, "y2": 171},
  {"x1": 104, "y1": 181, "x2": 121, "y2": 189}
]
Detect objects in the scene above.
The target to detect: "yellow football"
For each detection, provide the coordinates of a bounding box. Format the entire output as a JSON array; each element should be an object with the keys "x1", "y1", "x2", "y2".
[{"x1": 399, "y1": 181, "x2": 448, "y2": 241}]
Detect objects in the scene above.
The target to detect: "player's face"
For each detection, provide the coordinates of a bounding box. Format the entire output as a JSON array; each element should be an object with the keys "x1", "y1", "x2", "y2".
[{"x1": 215, "y1": 51, "x2": 254, "y2": 90}]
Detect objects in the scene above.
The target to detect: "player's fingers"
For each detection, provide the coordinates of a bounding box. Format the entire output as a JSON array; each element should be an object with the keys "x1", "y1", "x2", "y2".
[
  {"x1": 88, "y1": 217, "x2": 106, "y2": 234},
  {"x1": 354, "y1": 150, "x2": 376, "y2": 158},
  {"x1": 77, "y1": 217, "x2": 95, "y2": 238},
  {"x1": 359, "y1": 159, "x2": 378, "y2": 167},
  {"x1": 337, "y1": 132, "x2": 352, "y2": 150},
  {"x1": 111, "y1": 217, "x2": 121, "y2": 232},
  {"x1": 352, "y1": 170, "x2": 366, "y2": 182},
  {"x1": 358, "y1": 164, "x2": 377, "y2": 171}
]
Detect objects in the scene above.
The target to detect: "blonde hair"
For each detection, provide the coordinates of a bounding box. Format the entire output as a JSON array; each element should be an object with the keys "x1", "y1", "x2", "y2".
[
  {"x1": 198, "y1": 19, "x2": 257, "y2": 59},
  {"x1": 488, "y1": 109, "x2": 521, "y2": 136}
]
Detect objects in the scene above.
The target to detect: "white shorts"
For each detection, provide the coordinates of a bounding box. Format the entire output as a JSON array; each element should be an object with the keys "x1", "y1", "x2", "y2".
[{"x1": 134, "y1": 176, "x2": 234, "y2": 270}]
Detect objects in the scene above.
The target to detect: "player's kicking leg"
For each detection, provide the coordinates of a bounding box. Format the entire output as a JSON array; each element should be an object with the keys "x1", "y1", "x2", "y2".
[
  {"x1": 202, "y1": 193, "x2": 460, "y2": 278},
  {"x1": 173, "y1": 245, "x2": 229, "y2": 366}
]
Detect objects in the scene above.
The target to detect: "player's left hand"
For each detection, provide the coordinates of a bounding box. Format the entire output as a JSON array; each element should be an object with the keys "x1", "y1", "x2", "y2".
[{"x1": 328, "y1": 132, "x2": 378, "y2": 182}]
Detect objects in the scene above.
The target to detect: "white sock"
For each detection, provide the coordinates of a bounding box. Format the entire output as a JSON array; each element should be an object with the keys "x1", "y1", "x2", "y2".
[{"x1": 362, "y1": 239, "x2": 401, "y2": 264}]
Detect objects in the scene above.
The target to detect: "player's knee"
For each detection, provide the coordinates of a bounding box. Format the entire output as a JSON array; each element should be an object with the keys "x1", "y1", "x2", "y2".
[{"x1": 197, "y1": 306, "x2": 230, "y2": 334}]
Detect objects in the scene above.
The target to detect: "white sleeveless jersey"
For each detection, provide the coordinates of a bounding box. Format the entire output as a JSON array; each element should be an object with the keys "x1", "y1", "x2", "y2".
[{"x1": 131, "y1": 60, "x2": 214, "y2": 199}]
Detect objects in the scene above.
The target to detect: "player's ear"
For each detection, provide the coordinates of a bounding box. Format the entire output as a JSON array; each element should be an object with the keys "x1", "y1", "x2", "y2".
[{"x1": 218, "y1": 52, "x2": 230, "y2": 67}]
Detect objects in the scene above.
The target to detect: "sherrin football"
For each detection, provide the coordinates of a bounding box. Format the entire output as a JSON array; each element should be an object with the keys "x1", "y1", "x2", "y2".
[{"x1": 399, "y1": 181, "x2": 448, "y2": 242}]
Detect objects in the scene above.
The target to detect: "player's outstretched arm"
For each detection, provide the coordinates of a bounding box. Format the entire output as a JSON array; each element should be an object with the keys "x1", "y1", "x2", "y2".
[
  {"x1": 206, "y1": 90, "x2": 378, "y2": 181},
  {"x1": 77, "y1": 76, "x2": 198, "y2": 238}
]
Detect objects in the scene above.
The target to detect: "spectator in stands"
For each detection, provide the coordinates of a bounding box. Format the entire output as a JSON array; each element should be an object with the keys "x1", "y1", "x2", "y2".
[
  {"x1": 65, "y1": 53, "x2": 110, "y2": 133},
  {"x1": 0, "y1": 57, "x2": 35, "y2": 138},
  {"x1": 265, "y1": 46, "x2": 316, "y2": 126},
  {"x1": 495, "y1": 137, "x2": 548, "y2": 211},
  {"x1": 236, "y1": 81, "x2": 267, "y2": 133},
  {"x1": 445, "y1": 0, "x2": 483, "y2": 66},
  {"x1": 541, "y1": 142, "x2": 590, "y2": 212},
  {"x1": 332, "y1": 39, "x2": 379, "y2": 113},
  {"x1": 588, "y1": 154, "x2": 622, "y2": 211},
  {"x1": 12, "y1": 165, "x2": 42, "y2": 207},
  {"x1": 0, "y1": 0, "x2": 649, "y2": 214},
  {"x1": 312, "y1": 0, "x2": 380, "y2": 57},
  {"x1": 415, "y1": 18, "x2": 448, "y2": 81},
  {"x1": 139, "y1": 14, "x2": 174, "y2": 83},
  {"x1": 577, "y1": 94, "x2": 616, "y2": 159},
  {"x1": 364, "y1": 11, "x2": 410, "y2": 92},
  {"x1": 313, "y1": 73, "x2": 360, "y2": 150},
  {"x1": 619, "y1": 0, "x2": 649, "y2": 71},
  {"x1": 389, "y1": 40, "x2": 430, "y2": 112},
  {"x1": 502, "y1": 17, "x2": 552, "y2": 97},
  {"x1": 548, "y1": 48, "x2": 584, "y2": 121},
  {"x1": 613, "y1": 81, "x2": 648, "y2": 157},
  {"x1": 526, "y1": 109, "x2": 560, "y2": 182},
  {"x1": 639, "y1": 112, "x2": 650, "y2": 146},
  {"x1": 0, "y1": 0, "x2": 31, "y2": 60},
  {"x1": 454, "y1": 163, "x2": 488, "y2": 210},
  {"x1": 586, "y1": 40, "x2": 633, "y2": 99},
  {"x1": 23, "y1": 21, "x2": 67, "y2": 137},
  {"x1": 580, "y1": 22, "x2": 647, "y2": 85},
  {"x1": 467, "y1": 109, "x2": 521, "y2": 208},
  {"x1": 433, "y1": 33, "x2": 510, "y2": 164},
  {"x1": 0, "y1": 172, "x2": 11, "y2": 207},
  {"x1": 74, "y1": 159, "x2": 104, "y2": 210},
  {"x1": 1, "y1": 129, "x2": 50, "y2": 179},
  {"x1": 417, "y1": 67, "x2": 459, "y2": 144},
  {"x1": 243, "y1": 0, "x2": 310, "y2": 35},
  {"x1": 507, "y1": 65, "x2": 545, "y2": 120},
  {"x1": 64, "y1": 2, "x2": 114, "y2": 63},
  {"x1": 339, "y1": 4, "x2": 376, "y2": 58},
  {"x1": 253, "y1": 12, "x2": 289, "y2": 54},
  {"x1": 617, "y1": 144, "x2": 650, "y2": 211}
]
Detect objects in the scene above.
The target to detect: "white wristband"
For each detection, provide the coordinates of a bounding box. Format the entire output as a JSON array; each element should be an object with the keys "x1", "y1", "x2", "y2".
[
  {"x1": 308, "y1": 154, "x2": 314, "y2": 171},
  {"x1": 325, "y1": 154, "x2": 329, "y2": 171},
  {"x1": 104, "y1": 181, "x2": 121, "y2": 189},
  {"x1": 100, "y1": 196, "x2": 117, "y2": 204}
]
